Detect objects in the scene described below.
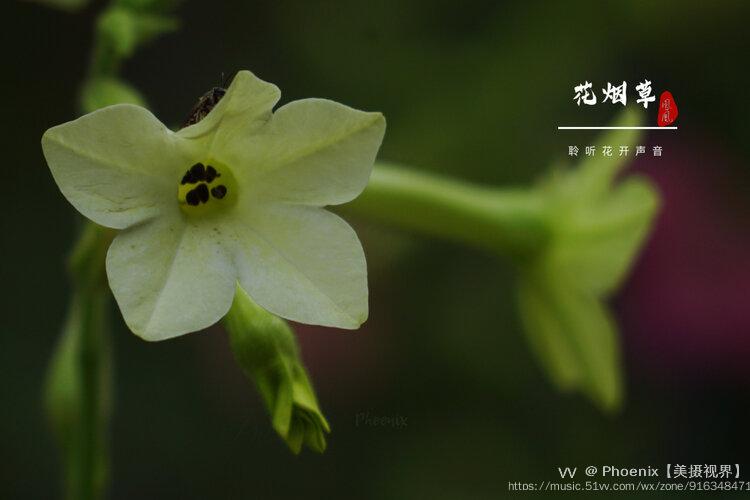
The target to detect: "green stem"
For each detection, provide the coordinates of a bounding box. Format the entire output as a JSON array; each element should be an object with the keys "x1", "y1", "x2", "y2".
[
  {"x1": 47, "y1": 0, "x2": 178, "y2": 495},
  {"x1": 46, "y1": 224, "x2": 114, "y2": 500},
  {"x1": 345, "y1": 162, "x2": 550, "y2": 260},
  {"x1": 73, "y1": 225, "x2": 114, "y2": 500}
]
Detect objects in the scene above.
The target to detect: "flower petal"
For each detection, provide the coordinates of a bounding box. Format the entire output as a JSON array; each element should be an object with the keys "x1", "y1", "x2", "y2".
[
  {"x1": 517, "y1": 265, "x2": 622, "y2": 411},
  {"x1": 228, "y1": 203, "x2": 368, "y2": 329},
  {"x1": 177, "y1": 70, "x2": 280, "y2": 154},
  {"x1": 42, "y1": 104, "x2": 194, "y2": 229},
  {"x1": 221, "y1": 99, "x2": 385, "y2": 206},
  {"x1": 106, "y1": 209, "x2": 237, "y2": 341}
]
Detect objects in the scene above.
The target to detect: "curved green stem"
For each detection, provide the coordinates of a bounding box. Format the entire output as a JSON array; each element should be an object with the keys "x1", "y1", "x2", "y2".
[{"x1": 346, "y1": 162, "x2": 550, "y2": 260}]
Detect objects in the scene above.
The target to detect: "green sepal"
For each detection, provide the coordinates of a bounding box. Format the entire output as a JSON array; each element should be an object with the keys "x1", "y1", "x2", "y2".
[
  {"x1": 538, "y1": 108, "x2": 659, "y2": 294},
  {"x1": 224, "y1": 285, "x2": 331, "y2": 454}
]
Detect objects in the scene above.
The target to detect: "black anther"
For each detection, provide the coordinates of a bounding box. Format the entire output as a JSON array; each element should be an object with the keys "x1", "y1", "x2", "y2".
[
  {"x1": 211, "y1": 185, "x2": 227, "y2": 199},
  {"x1": 196, "y1": 183, "x2": 209, "y2": 203}
]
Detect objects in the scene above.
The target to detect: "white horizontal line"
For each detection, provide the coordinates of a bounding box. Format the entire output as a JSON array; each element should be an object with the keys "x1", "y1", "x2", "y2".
[{"x1": 557, "y1": 126, "x2": 677, "y2": 130}]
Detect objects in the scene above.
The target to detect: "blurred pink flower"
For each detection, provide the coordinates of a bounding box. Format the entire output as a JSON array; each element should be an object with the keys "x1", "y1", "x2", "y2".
[{"x1": 617, "y1": 136, "x2": 750, "y2": 379}]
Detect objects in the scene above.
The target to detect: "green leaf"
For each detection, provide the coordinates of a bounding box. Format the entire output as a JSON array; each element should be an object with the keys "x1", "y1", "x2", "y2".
[
  {"x1": 224, "y1": 285, "x2": 331, "y2": 454},
  {"x1": 95, "y1": 6, "x2": 178, "y2": 67},
  {"x1": 96, "y1": 7, "x2": 138, "y2": 59}
]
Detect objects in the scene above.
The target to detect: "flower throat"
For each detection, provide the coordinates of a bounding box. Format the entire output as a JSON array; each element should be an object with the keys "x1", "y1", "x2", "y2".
[{"x1": 180, "y1": 162, "x2": 227, "y2": 206}]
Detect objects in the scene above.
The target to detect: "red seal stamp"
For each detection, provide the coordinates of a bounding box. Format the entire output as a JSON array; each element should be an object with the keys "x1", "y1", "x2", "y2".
[{"x1": 658, "y1": 91, "x2": 678, "y2": 127}]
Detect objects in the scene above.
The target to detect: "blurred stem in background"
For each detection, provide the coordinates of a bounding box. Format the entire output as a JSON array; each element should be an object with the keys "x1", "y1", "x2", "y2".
[
  {"x1": 348, "y1": 109, "x2": 658, "y2": 411},
  {"x1": 45, "y1": 224, "x2": 114, "y2": 500},
  {"x1": 44, "y1": 0, "x2": 177, "y2": 499},
  {"x1": 347, "y1": 162, "x2": 550, "y2": 261}
]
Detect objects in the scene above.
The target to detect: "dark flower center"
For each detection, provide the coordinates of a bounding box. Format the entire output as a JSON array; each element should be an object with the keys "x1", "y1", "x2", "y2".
[{"x1": 180, "y1": 162, "x2": 228, "y2": 206}]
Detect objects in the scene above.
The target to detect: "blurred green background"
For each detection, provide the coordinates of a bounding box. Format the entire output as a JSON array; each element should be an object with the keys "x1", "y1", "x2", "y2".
[{"x1": 3, "y1": 1, "x2": 750, "y2": 498}]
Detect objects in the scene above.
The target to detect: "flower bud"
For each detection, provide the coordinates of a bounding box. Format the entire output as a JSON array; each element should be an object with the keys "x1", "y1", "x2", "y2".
[{"x1": 224, "y1": 286, "x2": 330, "y2": 453}]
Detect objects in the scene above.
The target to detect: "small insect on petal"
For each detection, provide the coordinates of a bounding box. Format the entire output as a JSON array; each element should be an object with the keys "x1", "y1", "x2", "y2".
[{"x1": 182, "y1": 87, "x2": 227, "y2": 128}]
